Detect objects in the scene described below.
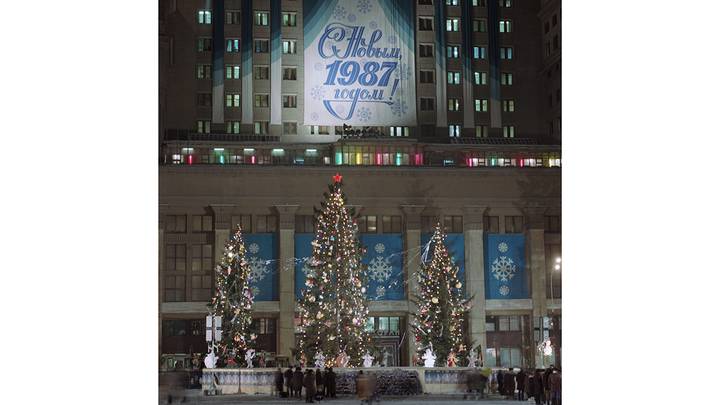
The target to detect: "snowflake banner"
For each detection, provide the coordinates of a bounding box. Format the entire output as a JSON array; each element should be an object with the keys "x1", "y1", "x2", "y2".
[
  {"x1": 360, "y1": 234, "x2": 404, "y2": 300},
  {"x1": 245, "y1": 233, "x2": 278, "y2": 301},
  {"x1": 303, "y1": 0, "x2": 416, "y2": 125},
  {"x1": 421, "y1": 233, "x2": 466, "y2": 296},
  {"x1": 294, "y1": 233, "x2": 315, "y2": 299},
  {"x1": 485, "y1": 234, "x2": 528, "y2": 299}
]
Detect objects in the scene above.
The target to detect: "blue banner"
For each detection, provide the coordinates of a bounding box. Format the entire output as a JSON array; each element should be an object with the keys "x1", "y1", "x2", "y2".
[
  {"x1": 485, "y1": 234, "x2": 528, "y2": 299},
  {"x1": 303, "y1": 0, "x2": 416, "y2": 125},
  {"x1": 360, "y1": 234, "x2": 404, "y2": 300},
  {"x1": 421, "y1": 233, "x2": 466, "y2": 295},
  {"x1": 244, "y1": 234, "x2": 278, "y2": 301},
  {"x1": 294, "y1": 233, "x2": 315, "y2": 299}
]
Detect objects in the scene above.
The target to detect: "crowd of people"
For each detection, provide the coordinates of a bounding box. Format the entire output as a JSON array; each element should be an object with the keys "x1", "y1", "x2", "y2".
[
  {"x1": 492, "y1": 366, "x2": 561, "y2": 405},
  {"x1": 274, "y1": 366, "x2": 337, "y2": 403}
]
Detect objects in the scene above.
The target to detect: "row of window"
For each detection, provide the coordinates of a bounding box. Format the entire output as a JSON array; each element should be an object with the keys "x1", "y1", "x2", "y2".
[
  {"x1": 198, "y1": 65, "x2": 299, "y2": 81},
  {"x1": 449, "y1": 124, "x2": 515, "y2": 138},
  {"x1": 164, "y1": 214, "x2": 278, "y2": 234},
  {"x1": 198, "y1": 10, "x2": 298, "y2": 27},
  {"x1": 418, "y1": 17, "x2": 513, "y2": 33}
]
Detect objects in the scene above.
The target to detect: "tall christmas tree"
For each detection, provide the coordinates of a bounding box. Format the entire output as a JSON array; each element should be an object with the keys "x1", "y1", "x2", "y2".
[
  {"x1": 297, "y1": 174, "x2": 371, "y2": 367},
  {"x1": 208, "y1": 225, "x2": 256, "y2": 366},
  {"x1": 412, "y1": 223, "x2": 472, "y2": 365}
]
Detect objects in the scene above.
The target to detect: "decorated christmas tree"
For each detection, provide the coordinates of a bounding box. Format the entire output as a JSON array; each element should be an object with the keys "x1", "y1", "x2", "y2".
[
  {"x1": 412, "y1": 223, "x2": 472, "y2": 365},
  {"x1": 297, "y1": 174, "x2": 371, "y2": 367},
  {"x1": 208, "y1": 225, "x2": 256, "y2": 366}
]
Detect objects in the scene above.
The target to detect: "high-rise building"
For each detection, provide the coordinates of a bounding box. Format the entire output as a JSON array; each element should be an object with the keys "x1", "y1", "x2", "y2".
[{"x1": 159, "y1": 0, "x2": 561, "y2": 369}]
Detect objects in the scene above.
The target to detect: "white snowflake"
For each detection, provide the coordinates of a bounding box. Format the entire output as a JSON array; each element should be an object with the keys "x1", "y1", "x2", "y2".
[
  {"x1": 248, "y1": 257, "x2": 270, "y2": 282},
  {"x1": 248, "y1": 243, "x2": 260, "y2": 254},
  {"x1": 498, "y1": 242, "x2": 508, "y2": 253},
  {"x1": 357, "y1": 107, "x2": 371, "y2": 122},
  {"x1": 332, "y1": 5, "x2": 347, "y2": 20},
  {"x1": 369, "y1": 21, "x2": 378, "y2": 30},
  {"x1": 310, "y1": 85, "x2": 326, "y2": 101},
  {"x1": 393, "y1": 62, "x2": 412, "y2": 81},
  {"x1": 357, "y1": 0, "x2": 372, "y2": 14},
  {"x1": 347, "y1": 13, "x2": 356, "y2": 22},
  {"x1": 491, "y1": 256, "x2": 517, "y2": 281},
  {"x1": 376, "y1": 286, "x2": 386, "y2": 298},
  {"x1": 374, "y1": 243, "x2": 385, "y2": 254},
  {"x1": 499, "y1": 285, "x2": 510, "y2": 296},
  {"x1": 390, "y1": 101, "x2": 408, "y2": 117},
  {"x1": 367, "y1": 256, "x2": 393, "y2": 282}
]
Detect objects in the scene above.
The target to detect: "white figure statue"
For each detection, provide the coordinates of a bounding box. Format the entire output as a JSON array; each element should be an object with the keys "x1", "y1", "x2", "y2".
[
  {"x1": 204, "y1": 347, "x2": 217, "y2": 369},
  {"x1": 362, "y1": 352, "x2": 374, "y2": 368},
  {"x1": 382, "y1": 349, "x2": 390, "y2": 367},
  {"x1": 314, "y1": 351, "x2": 326, "y2": 369},
  {"x1": 422, "y1": 345, "x2": 436, "y2": 368},
  {"x1": 467, "y1": 349, "x2": 479, "y2": 368},
  {"x1": 245, "y1": 349, "x2": 256, "y2": 368}
]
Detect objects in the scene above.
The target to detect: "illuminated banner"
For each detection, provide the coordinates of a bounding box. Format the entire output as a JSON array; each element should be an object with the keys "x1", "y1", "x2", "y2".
[
  {"x1": 303, "y1": 0, "x2": 416, "y2": 126},
  {"x1": 485, "y1": 234, "x2": 528, "y2": 299}
]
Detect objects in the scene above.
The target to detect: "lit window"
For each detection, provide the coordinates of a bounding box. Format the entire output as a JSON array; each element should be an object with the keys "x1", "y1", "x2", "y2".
[
  {"x1": 500, "y1": 47, "x2": 513, "y2": 60},
  {"x1": 282, "y1": 95, "x2": 297, "y2": 108},
  {"x1": 475, "y1": 99, "x2": 488, "y2": 112},
  {"x1": 255, "y1": 11, "x2": 269, "y2": 26},
  {"x1": 197, "y1": 120, "x2": 210, "y2": 134},
  {"x1": 449, "y1": 124, "x2": 461, "y2": 137},
  {"x1": 390, "y1": 126, "x2": 409, "y2": 137},
  {"x1": 445, "y1": 0, "x2": 458, "y2": 5},
  {"x1": 226, "y1": 121, "x2": 241, "y2": 134},
  {"x1": 472, "y1": 0, "x2": 487, "y2": 6},
  {"x1": 499, "y1": 20, "x2": 512, "y2": 33},
  {"x1": 474, "y1": 71, "x2": 487, "y2": 85},
  {"x1": 501, "y1": 72, "x2": 513, "y2": 85},
  {"x1": 226, "y1": 65, "x2": 241, "y2": 79},
  {"x1": 503, "y1": 125, "x2": 515, "y2": 138},
  {"x1": 309, "y1": 125, "x2": 330, "y2": 135},
  {"x1": 447, "y1": 71, "x2": 460, "y2": 85},
  {"x1": 226, "y1": 39, "x2": 240, "y2": 53},
  {"x1": 446, "y1": 18, "x2": 459, "y2": 32},
  {"x1": 500, "y1": 0, "x2": 512, "y2": 7},
  {"x1": 503, "y1": 100, "x2": 515, "y2": 112},
  {"x1": 254, "y1": 121, "x2": 269, "y2": 135},
  {"x1": 446, "y1": 45, "x2": 460, "y2": 59},
  {"x1": 197, "y1": 10, "x2": 211, "y2": 24},
  {"x1": 225, "y1": 93, "x2": 241, "y2": 108},
  {"x1": 448, "y1": 98, "x2": 460, "y2": 111},
  {"x1": 282, "y1": 40, "x2": 297, "y2": 54},
  {"x1": 473, "y1": 46, "x2": 486, "y2": 59},
  {"x1": 196, "y1": 64, "x2": 211, "y2": 79},
  {"x1": 282, "y1": 12, "x2": 297, "y2": 27},
  {"x1": 476, "y1": 125, "x2": 488, "y2": 138}
]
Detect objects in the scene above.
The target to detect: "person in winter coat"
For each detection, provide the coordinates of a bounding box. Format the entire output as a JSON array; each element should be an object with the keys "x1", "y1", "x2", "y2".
[
  {"x1": 315, "y1": 368, "x2": 324, "y2": 400},
  {"x1": 293, "y1": 367, "x2": 304, "y2": 399},
  {"x1": 543, "y1": 367, "x2": 553, "y2": 405},
  {"x1": 549, "y1": 368, "x2": 561, "y2": 405},
  {"x1": 284, "y1": 367, "x2": 294, "y2": 397},
  {"x1": 533, "y1": 369, "x2": 545, "y2": 405},
  {"x1": 324, "y1": 367, "x2": 337, "y2": 398},
  {"x1": 304, "y1": 369, "x2": 317, "y2": 403},
  {"x1": 274, "y1": 368, "x2": 284, "y2": 397},
  {"x1": 504, "y1": 368, "x2": 516, "y2": 399},
  {"x1": 516, "y1": 369, "x2": 527, "y2": 401}
]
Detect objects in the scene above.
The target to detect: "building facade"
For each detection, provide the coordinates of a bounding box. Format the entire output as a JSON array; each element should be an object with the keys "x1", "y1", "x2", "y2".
[{"x1": 159, "y1": 0, "x2": 561, "y2": 369}]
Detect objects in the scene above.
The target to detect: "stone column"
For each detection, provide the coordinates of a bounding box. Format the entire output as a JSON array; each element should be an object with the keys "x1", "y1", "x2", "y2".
[
  {"x1": 524, "y1": 205, "x2": 547, "y2": 368},
  {"x1": 275, "y1": 205, "x2": 300, "y2": 361},
  {"x1": 401, "y1": 204, "x2": 424, "y2": 366},
  {"x1": 463, "y1": 206, "x2": 487, "y2": 359},
  {"x1": 159, "y1": 204, "x2": 168, "y2": 357}
]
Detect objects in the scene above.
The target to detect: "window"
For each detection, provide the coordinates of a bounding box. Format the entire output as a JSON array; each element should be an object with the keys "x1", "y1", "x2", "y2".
[
  {"x1": 390, "y1": 126, "x2": 409, "y2": 137},
  {"x1": 382, "y1": 216, "x2": 402, "y2": 233},
  {"x1": 256, "y1": 215, "x2": 278, "y2": 233},
  {"x1": 283, "y1": 95, "x2": 297, "y2": 108},
  {"x1": 227, "y1": 121, "x2": 241, "y2": 134},
  {"x1": 446, "y1": 45, "x2": 460, "y2": 58},
  {"x1": 421, "y1": 216, "x2": 440, "y2": 233},
  {"x1": 484, "y1": 215, "x2": 499, "y2": 232},
  {"x1": 282, "y1": 40, "x2": 297, "y2": 54},
  {"x1": 282, "y1": 12, "x2": 297, "y2": 26},
  {"x1": 475, "y1": 99, "x2": 488, "y2": 112},
  {"x1": 473, "y1": 0, "x2": 487, "y2": 6},
  {"x1": 197, "y1": 120, "x2": 210, "y2": 134},
  {"x1": 255, "y1": 11, "x2": 269, "y2": 26},
  {"x1": 191, "y1": 244, "x2": 213, "y2": 273},
  {"x1": 357, "y1": 216, "x2": 377, "y2": 233},
  {"x1": 503, "y1": 99, "x2": 515, "y2": 112},
  {"x1": 226, "y1": 39, "x2": 240, "y2": 53},
  {"x1": 164, "y1": 275, "x2": 185, "y2": 302},
  {"x1": 231, "y1": 215, "x2": 253, "y2": 232},
  {"x1": 166, "y1": 215, "x2": 187, "y2": 233},
  {"x1": 418, "y1": 17, "x2": 433, "y2": 31},
  {"x1": 165, "y1": 244, "x2": 186, "y2": 272},
  {"x1": 476, "y1": 125, "x2": 488, "y2": 138},
  {"x1": 254, "y1": 39, "x2": 269, "y2": 53},
  {"x1": 254, "y1": 121, "x2": 269, "y2": 134},
  {"x1": 226, "y1": 93, "x2": 240, "y2": 107},
  {"x1": 474, "y1": 71, "x2": 487, "y2": 85},
  {"x1": 419, "y1": 70, "x2": 435, "y2": 83},
  {"x1": 504, "y1": 216, "x2": 524, "y2": 233},
  {"x1": 449, "y1": 124, "x2": 461, "y2": 137},
  {"x1": 552, "y1": 14, "x2": 558, "y2": 26},
  {"x1": 192, "y1": 215, "x2": 213, "y2": 232},
  {"x1": 295, "y1": 215, "x2": 316, "y2": 233},
  {"x1": 545, "y1": 215, "x2": 561, "y2": 233},
  {"x1": 420, "y1": 97, "x2": 435, "y2": 111},
  {"x1": 447, "y1": 71, "x2": 460, "y2": 85},
  {"x1": 500, "y1": 0, "x2": 512, "y2": 7},
  {"x1": 445, "y1": 0, "x2": 458, "y2": 5},
  {"x1": 283, "y1": 66, "x2": 297, "y2": 80},
  {"x1": 501, "y1": 72, "x2": 513, "y2": 85},
  {"x1": 448, "y1": 98, "x2": 460, "y2": 111},
  {"x1": 503, "y1": 125, "x2": 515, "y2": 138},
  {"x1": 197, "y1": 10, "x2": 211, "y2": 24},
  {"x1": 226, "y1": 64, "x2": 240, "y2": 79},
  {"x1": 444, "y1": 215, "x2": 463, "y2": 233},
  {"x1": 499, "y1": 20, "x2": 512, "y2": 33},
  {"x1": 419, "y1": 43, "x2": 434, "y2": 57},
  {"x1": 309, "y1": 125, "x2": 330, "y2": 135},
  {"x1": 473, "y1": 46, "x2": 486, "y2": 59},
  {"x1": 498, "y1": 315, "x2": 521, "y2": 331},
  {"x1": 499, "y1": 348, "x2": 522, "y2": 367},
  {"x1": 196, "y1": 64, "x2": 211, "y2": 79},
  {"x1": 252, "y1": 318, "x2": 277, "y2": 335},
  {"x1": 226, "y1": 10, "x2": 240, "y2": 24},
  {"x1": 500, "y1": 47, "x2": 513, "y2": 60},
  {"x1": 254, "y1": 65, "x2": 269, "y2": 80},
  {"x1": 473, "y1": 19, "x2": 487, "y2": 32},
  {"x1": 254, "y1": 94, "x2": 269, "y2": 107},
  {"x1": 283, "y1": 121, "x2": 298, "y2": 135},
  {"x1": 446, "y1": 18, "x2": 459, "y2": 32},
  {"x1": 196, "y1": 93, "x2": 211, "y2": 107},
  {"x1": 419, "y1": 0, "x2": 433, "y2": 5},
  {"x1": 197, "y1": 38, "x2": 211, "y2": 52}
]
